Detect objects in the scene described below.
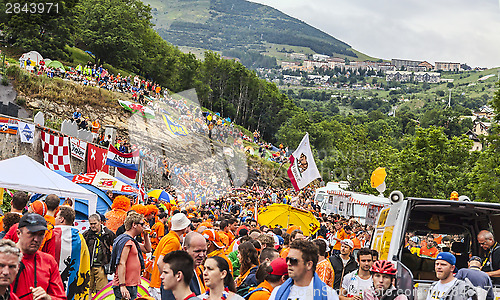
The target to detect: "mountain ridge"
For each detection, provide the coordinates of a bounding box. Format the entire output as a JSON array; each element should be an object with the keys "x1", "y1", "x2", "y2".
[{"x1": 144, "y1": 0, "x2": 363, "y2": 60}]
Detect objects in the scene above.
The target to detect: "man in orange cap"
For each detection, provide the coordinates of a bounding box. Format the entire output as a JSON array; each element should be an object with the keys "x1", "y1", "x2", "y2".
[{"x1": 203, "y1": 228, "x2": 233, "y2": 274}]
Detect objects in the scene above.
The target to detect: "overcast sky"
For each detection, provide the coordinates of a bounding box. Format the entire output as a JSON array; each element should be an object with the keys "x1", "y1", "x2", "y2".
[{"x1": 249, "y1": 0, "x2": 500, "y2": 68}]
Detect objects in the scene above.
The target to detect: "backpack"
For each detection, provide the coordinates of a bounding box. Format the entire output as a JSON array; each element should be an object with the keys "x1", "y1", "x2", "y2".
[
  {"x1": 243, "y1": 287, "x2": 270, "y2": 300},
  {"x1": 236, "y1": 266, "x2": 258, "y2": 297}
]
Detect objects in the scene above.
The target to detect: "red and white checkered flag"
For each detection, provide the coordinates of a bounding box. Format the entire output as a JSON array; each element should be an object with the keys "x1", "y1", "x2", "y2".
[{"x1": 41, "y1": 131, "x2": 72, "y2": 173}]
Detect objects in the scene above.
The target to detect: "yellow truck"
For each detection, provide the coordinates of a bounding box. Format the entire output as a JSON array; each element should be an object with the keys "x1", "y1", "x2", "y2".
[{"x1": 372, "y1": 191, "x2": 500, "y2": 300}]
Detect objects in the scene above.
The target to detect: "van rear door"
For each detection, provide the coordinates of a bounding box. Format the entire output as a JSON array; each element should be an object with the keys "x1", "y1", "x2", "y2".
[{"x1": 371, "y1": 200, "x2": 409, "y2": 260}]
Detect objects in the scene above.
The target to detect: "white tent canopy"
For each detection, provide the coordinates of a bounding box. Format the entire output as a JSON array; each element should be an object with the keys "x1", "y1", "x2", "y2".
[
  {"x1": 19, "y1": 51, "x2": 44, "y2": 65},
  {"x1": 0, "y1": 155, "x2": 98, "y2": 214}
]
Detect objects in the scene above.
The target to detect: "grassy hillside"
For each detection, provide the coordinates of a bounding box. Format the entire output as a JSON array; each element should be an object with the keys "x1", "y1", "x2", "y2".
[{"x1": 144, "y1": 0, "x2": 364, "y2": 62}]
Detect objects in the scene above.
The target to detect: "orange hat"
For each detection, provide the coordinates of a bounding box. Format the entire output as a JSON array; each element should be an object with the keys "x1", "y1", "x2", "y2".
[
  {"x1": 131, "y1": 204, "x2": 147, "y2": 215},
  {"x1": 111, "y1": 195, "x2": 131, "y2": 211},
  {"x1": 145, "y1": 204, "x2": 158, "y2": 216},
  {"x1": 202, "y1": 229, "x2": 224, "y2": 249},
  {"x1": 450, "y1": 191, "x2": 459, "y2": 200},
  {"x1": 31, "y1": 200, "x2": 47, "y2": 216},
  {"x1": 200, "y1": 221, "x2": 213, "y2": 228},
  {"x1": 287, "y1": 225, "x2": 301, "y2": 235}
]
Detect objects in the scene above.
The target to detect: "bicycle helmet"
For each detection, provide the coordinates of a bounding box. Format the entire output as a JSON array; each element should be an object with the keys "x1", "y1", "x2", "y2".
[{"x1": 371, "y1": 260, "x2": 397, "y2": 276}]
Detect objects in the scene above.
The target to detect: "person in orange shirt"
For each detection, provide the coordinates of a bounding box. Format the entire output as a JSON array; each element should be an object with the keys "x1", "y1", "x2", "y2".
[
  {"x1": 314, "y1": 239, "x2": 335, "y2": 288},
  {"x1": 91, "y1": 118, "x2": 101, "y2": 134},
  {"x1": 218, "y1": 220, "x2": 231, "y2": 248},
  {"x1": 248, "y1": 258, "x2": 288, "y2": 300},
  {"x1": 420, "y1": 235, "x2": 439, "y2": 258},
  {"x1": 149, "y1": 213, "x2": 191, "y2": 300},
  {"x1": 150, "y1": 213, "x2": 168, "y2": 250},
  {"x1": 351, "y1": 231, "x2": 363, "y2": 250},
  {"x1": 203, "y1": 229, "x2": 233, "y2": 274},
  {"x1": 227, "y1": 218, "x2": 238, "y2": 245},
  {"x1": 280, "y1": 229, "x2": 305, "y2": 258},
  {"x1": 332, "y1": 223, "x2": 347, "y2": 254},
  {"x1": 44, "y1": 194, "x2": 60, "y2": 227},
  {"x1": 434, "y1": 234, "x2": 443, "y2": 245}
]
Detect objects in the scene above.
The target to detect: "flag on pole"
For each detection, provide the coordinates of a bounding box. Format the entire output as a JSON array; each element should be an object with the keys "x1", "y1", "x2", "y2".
[
  {"x1": 105, "y1": 145, "x2": 140, "y2": 171},
  {"x1": 287, "y1": 133, "x2": 321, "y2": 191}
]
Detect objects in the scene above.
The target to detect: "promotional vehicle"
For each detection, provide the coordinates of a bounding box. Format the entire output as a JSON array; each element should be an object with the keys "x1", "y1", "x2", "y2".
[
  {"x1": 372, "y1": 191, "x2": 500, "y2": 300},
  {"x1": 316, "y1": 182, "x2": 391, "y2": 224}
]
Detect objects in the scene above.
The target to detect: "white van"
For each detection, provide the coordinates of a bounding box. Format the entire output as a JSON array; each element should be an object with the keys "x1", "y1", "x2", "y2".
[
  {"x1": 314, "y1": 181, "x2": 349, "y2": 205},
  {"x1": 317, "y1": 184, "x2": 391, "y2": 224},
  {"x1": 372, "y1": 191, "x2": 500, "y2": 299}
]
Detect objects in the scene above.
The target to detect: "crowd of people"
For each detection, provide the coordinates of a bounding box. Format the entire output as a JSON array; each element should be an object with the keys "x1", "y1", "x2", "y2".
[{"x1": 0, "y1": 186, "x2": 495, "y2": 300}]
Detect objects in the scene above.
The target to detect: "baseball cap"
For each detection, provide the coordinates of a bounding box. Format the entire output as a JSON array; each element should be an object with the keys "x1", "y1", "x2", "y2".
[
  {"x1": 469, "y1": 256, "x2": 482, "y2": 264},
  {"x1": 202, "y1": 229, "x2": 224, "y2": 249},
  {"x1": 436, "y1": 252, "x2": 456, "y2": 265},
  {"x1": 19, "y1": 213, "x2": 47, "y2": 232},
  {"x1": 170, "y1": 213, "x2": 191, "y2": 231},
  {"x1": 269, "y1": 258, "x2": 288, "y2": 276},
  {"x1": 341, "y1": 239, "x2": 354, "y2": 249}
]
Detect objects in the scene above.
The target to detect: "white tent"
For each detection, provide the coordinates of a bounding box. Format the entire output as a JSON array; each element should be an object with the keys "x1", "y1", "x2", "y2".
[
  {"x1": 19, "y1": 51, "x2": 44, "y2": 65},
  {"x1": 0, "y1": 155, "x2": 98, "y2": 214}
]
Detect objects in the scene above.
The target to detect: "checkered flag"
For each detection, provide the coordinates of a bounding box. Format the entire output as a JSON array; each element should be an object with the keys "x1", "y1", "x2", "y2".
[{"x1": 41, "y1": 131, "x2": 72, "y2": 173}]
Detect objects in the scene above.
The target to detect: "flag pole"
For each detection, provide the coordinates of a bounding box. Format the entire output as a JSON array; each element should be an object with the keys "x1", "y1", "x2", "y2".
[{"x1": 269, "y1": 160, "x2": 286, "y2": 187}]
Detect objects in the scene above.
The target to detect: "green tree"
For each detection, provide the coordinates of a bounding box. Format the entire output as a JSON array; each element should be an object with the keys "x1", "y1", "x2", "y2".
[
  {"x1": 78, "y1": 0, "x2": 152, "y2": 69},
  {"x1": 1, "y1": 0, "x2": 79, "y2": 60},
  {"x1": 470, "y1": 81, "x2": 500, "y2": 202},
  {"x1": 390, "y1": 127, "x2": 473, "y2": 199}
]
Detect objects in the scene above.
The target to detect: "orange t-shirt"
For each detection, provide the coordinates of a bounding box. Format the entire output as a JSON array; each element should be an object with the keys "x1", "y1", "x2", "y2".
[
  {"x1": 248, "y1": 280, "x2": 274, "y2": 300},
  {"x1": 316, "y1": 259, "x2": 335, "y2": 288},
  {"x1": 434, "y1": 235, "x2": 443, "y2": 245},
  {"x1": 420, "y1": 246, "x2": 439, "y2": 258},
  {"x1": 219, "y1": 231, "x2": 230, "y2": 248},
  {"x1": 45, "y1": 215, "x2": 56, "y2": 227},
  {"x1": 333, "y1": 229, "x2": 346, "y2": 251},
  {"x1": 151, "y1": 221, "x2": 165, "y2": 249},
  {"x1": 352, "y1": 237, "x2": 361, "y2": 250},
  {"x1": 280, "y1": 247, "x2": 290, "y2": 259},
  {"x1": 149, "y1": 231, "x2": 181, "y2": 288}
]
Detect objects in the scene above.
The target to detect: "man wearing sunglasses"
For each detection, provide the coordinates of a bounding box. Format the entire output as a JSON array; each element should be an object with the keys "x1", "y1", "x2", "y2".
[
  {"x1": 110, "y1": 212, "x2": 152, "y2": 300},
  {"x1": 477, "y1": 230, "x2": 500, "y2": 285},
  {"x1": 269, "y1": 239, "x2": 338, "y2": 300}
]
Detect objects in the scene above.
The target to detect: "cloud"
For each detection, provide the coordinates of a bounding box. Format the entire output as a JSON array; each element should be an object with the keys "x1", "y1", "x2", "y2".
[{"x1": 250, "y1": 0, "x2": 500, "y2": 67}]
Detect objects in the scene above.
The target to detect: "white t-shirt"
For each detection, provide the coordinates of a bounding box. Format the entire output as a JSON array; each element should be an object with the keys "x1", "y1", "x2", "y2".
[
  {"x1": 341, "y1": 270, "x2": 373, "y2": 297},
  {"x1": 426, "y1": 278, "x2": 457, "y2": 300},
  {"x1": 269, "y1": 277, "x2": 339, "y2": 300},
  {"x1": 341, "y1": 257, "x2": 350, "y2": 267}
]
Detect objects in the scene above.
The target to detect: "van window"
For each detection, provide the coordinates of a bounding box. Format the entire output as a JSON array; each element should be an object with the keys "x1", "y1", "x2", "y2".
[{"x1": 316, "y1": 193, "x2": 325, "y2": 203}]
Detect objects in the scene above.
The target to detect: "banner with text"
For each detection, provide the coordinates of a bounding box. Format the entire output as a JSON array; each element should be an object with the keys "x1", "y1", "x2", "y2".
[{"x1": 70, "y1": 137, "x2": 87, "y2": 161}]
